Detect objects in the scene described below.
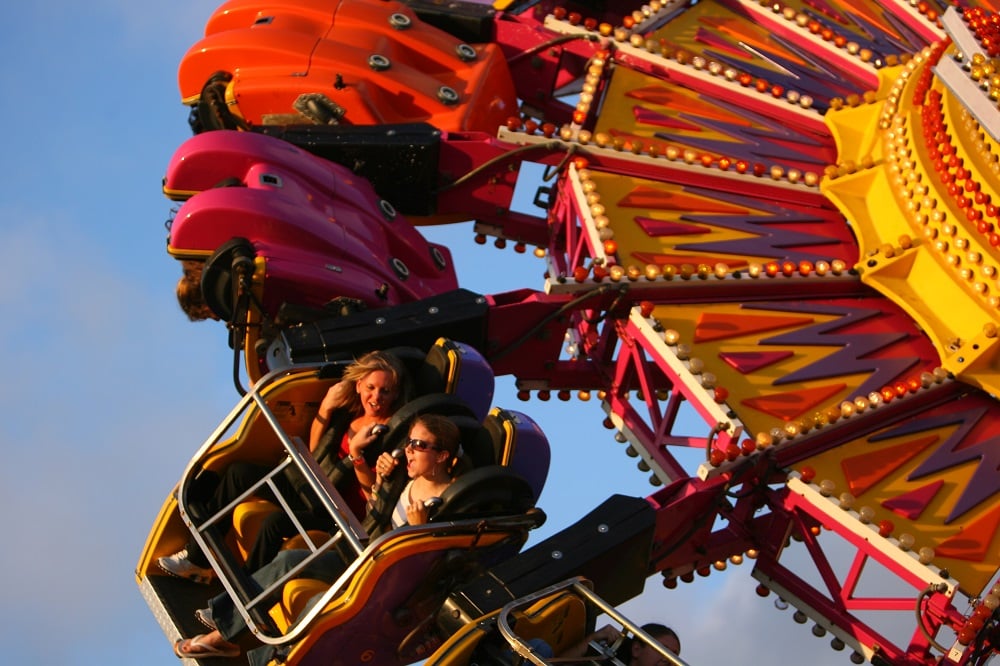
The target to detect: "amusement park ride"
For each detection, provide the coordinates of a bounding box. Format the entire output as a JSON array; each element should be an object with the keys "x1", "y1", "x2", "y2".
[{"x1": 136, "y1": 0, "x2": 1000, "y2": 663}]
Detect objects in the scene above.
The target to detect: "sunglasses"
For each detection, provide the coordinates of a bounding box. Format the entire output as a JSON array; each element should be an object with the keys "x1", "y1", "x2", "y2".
[{"x1": 405, "y1": 438, "x2": 441, "y2": 452}]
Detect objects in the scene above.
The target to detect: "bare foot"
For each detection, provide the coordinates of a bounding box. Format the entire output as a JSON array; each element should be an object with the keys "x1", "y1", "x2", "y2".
[{"x1": 173, "y1": 632, "x2": 240, "y2": 659}]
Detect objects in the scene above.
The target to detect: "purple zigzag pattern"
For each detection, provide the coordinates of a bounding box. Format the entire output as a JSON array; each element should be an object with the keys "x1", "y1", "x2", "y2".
[
  {"x1": 673, "y1": 185, "x2": 831, "y2": 222},
  {"x1": 895, "y1": 404, "x2": 1000, "y2": 523},
  {"x1": 700, "y1": 46, "x2": 852, "y2": 108},
  {"x1": 692, "y1": 27, "x2": 746, "y2": 59},
  {"x1": 719, "y1": 0, "x2": 918, "y2": 63},
  {"x1": 800, "y1": 5, "x2": 915, "y2": 57},
  {"x1": 743, "y1": 301, "x2": 918, "y2": 395},
  {"x1": 676, "y1": 216, "x2": 842, "y2": 262},
  {"x1": 702, "y1": 2, "x2": 867, "y2": 102},
  {"x1": 660, "y1": 187, "x2": 851, "y2": 263},
  {"x1": 651, "y1": 99, "x2": 835, "y2": 169},
  {"x1": 850, "y1": 5, "x2": 928, "y2": 55},
  {"x1": 701, "y1": 0, "x2": 923, "y2": 107}
]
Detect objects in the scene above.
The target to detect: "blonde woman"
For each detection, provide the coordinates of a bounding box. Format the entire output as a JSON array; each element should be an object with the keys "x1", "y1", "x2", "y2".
[{"x1": 159, "y1": 350, "x2": 406, "y2": 581}]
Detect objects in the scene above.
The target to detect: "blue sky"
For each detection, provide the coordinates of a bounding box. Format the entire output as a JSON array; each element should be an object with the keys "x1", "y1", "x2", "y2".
[{"x1": 0, "y1": 2, "x2": 908, "y2": 664}]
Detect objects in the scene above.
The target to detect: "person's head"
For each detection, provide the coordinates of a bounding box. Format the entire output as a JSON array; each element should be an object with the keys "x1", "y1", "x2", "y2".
[
  {"x1": 623, "y1": 623, "x2": 680, "y2": 666},
  {"x1": 341, "y1": 350, "x2": 405, "y2": 419},
  {"x1": 404, "y1": 413, "x2": 462, "y2": 481},
  {"x1": 176, "y1": 260, "x2": 219, "y2": 321}
]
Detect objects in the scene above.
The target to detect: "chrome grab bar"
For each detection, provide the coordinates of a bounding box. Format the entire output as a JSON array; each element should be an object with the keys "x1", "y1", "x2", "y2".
[
  {"x1": 173, "y1": 365, "x2": 369, "y2": 638},
  {"x1": 497, "y1": 577, "x2": 688, "y2": 666}
]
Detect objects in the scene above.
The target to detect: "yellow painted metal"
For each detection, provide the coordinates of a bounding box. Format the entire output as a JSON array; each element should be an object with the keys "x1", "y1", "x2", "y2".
[
  {"x1": 801, "y1": 415, "x2": 1000, "y2": 594},
  {"x1": 822, "y1": 43, "x2": 1000, "y2": 397}
]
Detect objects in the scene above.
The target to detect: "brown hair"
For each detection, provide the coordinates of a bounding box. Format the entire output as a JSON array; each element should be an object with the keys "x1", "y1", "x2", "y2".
[
  {"x1": 175, "y1": 260, "x2": 218, "y2": 321},
  {"x1": 414, "y1": 413, "x2": 469, "y2": 477},
  {"x1": 618, "y1": 623, "x2": 680, "y2": 661}
]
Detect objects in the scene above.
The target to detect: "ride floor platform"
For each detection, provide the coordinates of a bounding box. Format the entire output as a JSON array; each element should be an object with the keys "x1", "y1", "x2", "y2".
[{"x1": 145, "y1": 572, "x2": 265, "y2": 665}]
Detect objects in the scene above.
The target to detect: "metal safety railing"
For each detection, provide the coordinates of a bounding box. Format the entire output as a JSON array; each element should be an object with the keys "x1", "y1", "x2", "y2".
[
  {"x1": 171, "y1": 363, "x2": 547, "y2": 648},
  {"x1": 497, "y1": 577, "x2": 689, "y2": 666},
  {"x1": 174, "y1": 365, "x2": 367, "y2": 637}
]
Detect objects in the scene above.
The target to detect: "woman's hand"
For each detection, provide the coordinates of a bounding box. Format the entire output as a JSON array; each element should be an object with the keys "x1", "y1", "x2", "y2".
[
  {"x1": 406, "y1": 501, "x2": 429, "y2": 525},
  {"x1": 348, "y1": 424, "x2": 386, "y2": 459},
  {"x1": 317, "y1": 382, "x2": 348, "y2": 417},
  {"x1": 373, "y1": 451, "x2": 400, "y2": 477},
  {"x1": 355, "y1": 432, "x2": 392, "y2": 497},
  {"x1": 310, "y1": 383, "x2": 351, "y2": 452}
]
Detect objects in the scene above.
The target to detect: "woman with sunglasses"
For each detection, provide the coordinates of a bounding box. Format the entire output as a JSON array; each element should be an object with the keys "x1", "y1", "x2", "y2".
[
  {"x1": 371, "y1": 412, "x2": 465, "y2": 528},
  {"x1": 173, "y1": 413, "x2": 466, "y2": 661}
]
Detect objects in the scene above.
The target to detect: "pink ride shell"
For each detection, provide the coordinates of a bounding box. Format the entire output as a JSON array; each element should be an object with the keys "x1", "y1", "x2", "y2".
[{"x1": 166, "y1": 130, "x2": 457, "y2": 316}]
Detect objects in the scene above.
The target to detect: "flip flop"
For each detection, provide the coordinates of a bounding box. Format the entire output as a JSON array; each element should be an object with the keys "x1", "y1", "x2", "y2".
[{"x1": 173, "y1": 634, "x2": 240, "y2": 659}]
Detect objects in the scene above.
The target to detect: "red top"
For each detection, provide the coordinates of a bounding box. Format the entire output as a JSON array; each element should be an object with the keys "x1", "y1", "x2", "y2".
[{"x1": 338, "y1": 432, "x2": 367, "y2": 519}]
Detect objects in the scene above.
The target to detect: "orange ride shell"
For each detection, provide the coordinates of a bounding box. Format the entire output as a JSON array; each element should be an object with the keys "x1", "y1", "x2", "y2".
[{"x1": 178, "y1": 0, "x2": 517, "y2": 133}]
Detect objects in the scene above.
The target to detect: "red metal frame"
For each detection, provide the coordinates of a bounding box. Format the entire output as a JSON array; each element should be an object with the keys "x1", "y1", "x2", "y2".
[{"x1": 149, "y1": 2, "x2": 1000, "y2": 664}]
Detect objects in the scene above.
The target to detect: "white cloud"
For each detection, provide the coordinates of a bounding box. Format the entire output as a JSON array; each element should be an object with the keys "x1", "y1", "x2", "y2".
[{"x1": 0, "y1": 213, "x2": 234, "y2": 664}]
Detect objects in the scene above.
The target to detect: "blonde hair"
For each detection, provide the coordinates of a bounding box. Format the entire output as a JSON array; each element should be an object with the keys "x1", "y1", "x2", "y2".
[{"x1": 327, "y1": 350, "x2": 407, "y2": 414}]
